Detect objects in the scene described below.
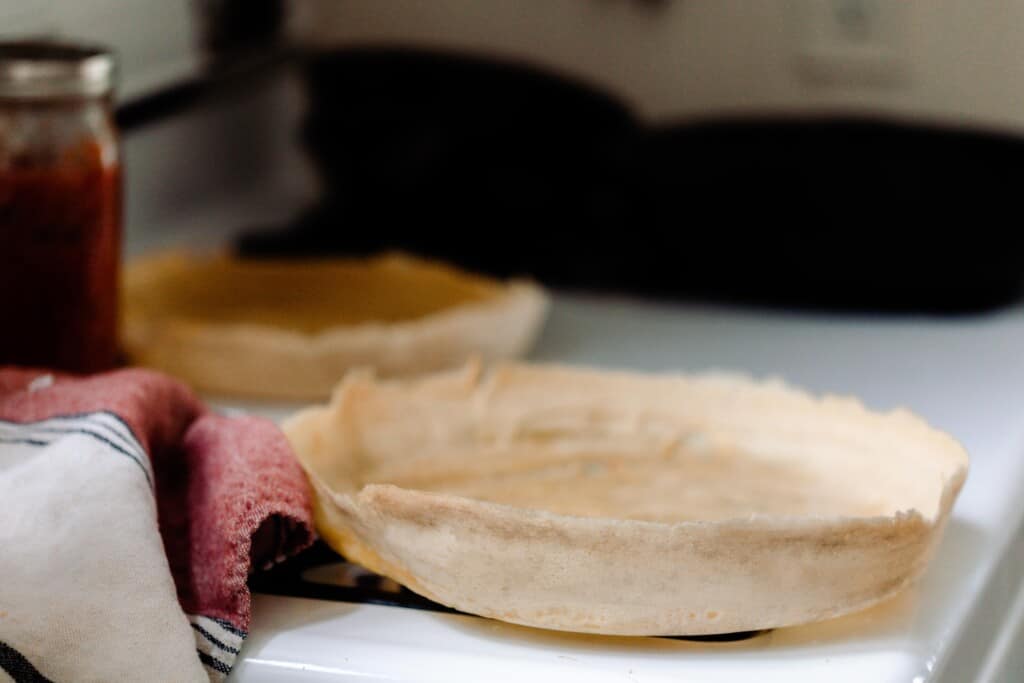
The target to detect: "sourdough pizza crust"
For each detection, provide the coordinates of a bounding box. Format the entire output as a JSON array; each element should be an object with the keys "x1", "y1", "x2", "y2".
[
  {"x1": 122, "y1": 253, "x2": 549, "y2": 399},
  {"x1": 284, "y1": 362, "x2": 969, "y2": 636}
]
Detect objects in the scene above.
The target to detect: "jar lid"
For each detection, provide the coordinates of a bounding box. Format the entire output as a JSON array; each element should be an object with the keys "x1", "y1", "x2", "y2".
[{"x1": 0, "y1": 40, "x2": 115, "y2": 99}]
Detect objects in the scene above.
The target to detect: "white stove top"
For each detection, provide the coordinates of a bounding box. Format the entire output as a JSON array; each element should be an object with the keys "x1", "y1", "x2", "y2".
[{"x1": 223, "y1": 292, "x2": 1024, "y2": 682}]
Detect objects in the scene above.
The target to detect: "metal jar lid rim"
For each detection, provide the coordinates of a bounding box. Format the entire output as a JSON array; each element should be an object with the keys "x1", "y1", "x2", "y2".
[{"x1": 0, "y1": 40, "x2": 115, "y2": 99}]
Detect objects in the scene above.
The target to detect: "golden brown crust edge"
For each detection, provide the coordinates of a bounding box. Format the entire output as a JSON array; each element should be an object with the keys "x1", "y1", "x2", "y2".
[{"x1": 123, "y1": 266, "x2": 550, "y2": 400}]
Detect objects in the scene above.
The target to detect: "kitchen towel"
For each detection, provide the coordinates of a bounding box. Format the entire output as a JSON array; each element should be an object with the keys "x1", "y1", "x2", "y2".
[{"x1": 0, "y1": 367, "x2": 314, "y2": 682}]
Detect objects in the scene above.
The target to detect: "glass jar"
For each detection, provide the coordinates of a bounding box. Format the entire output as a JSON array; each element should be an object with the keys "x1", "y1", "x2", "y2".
[{"x1": 0, "y1": 41, "x2": 121, "y2": 373}]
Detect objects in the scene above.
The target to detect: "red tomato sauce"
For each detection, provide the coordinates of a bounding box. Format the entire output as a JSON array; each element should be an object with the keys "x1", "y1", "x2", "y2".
[{"x1": 0, "y1": 141, "x2": 121, "y2": 373}]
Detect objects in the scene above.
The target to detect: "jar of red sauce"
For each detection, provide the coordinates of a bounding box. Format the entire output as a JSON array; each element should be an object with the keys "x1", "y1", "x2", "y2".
[{"x1": 0, "y1": 41, "x2": 121, "y2": 373}]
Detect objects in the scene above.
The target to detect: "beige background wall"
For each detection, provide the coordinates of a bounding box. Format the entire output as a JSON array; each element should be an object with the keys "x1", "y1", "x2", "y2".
[{"x1": 292, "y1": 0, "x2": 1024, "y2": 133}]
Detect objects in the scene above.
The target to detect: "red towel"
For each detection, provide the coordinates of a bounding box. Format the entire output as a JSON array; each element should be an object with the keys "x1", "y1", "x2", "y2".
[{"x1": 0, "y1": 367, "x2": 314, "y2": 681}]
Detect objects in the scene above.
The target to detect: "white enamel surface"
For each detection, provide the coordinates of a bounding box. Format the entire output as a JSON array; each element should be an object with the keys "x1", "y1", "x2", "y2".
[{"x1": 224, "y1": 292, "x2": 1024, "y2": 682}]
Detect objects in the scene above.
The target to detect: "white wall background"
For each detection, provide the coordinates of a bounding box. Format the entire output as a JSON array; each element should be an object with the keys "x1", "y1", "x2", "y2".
[
  {"x1": 3, "y1": 0, "x2": 1020, "y2": 249},
  {"x1": 5, "y1": 1, "x2": 1022, "y2": 134},
  {"x1": 291, "y1": 0, "x2": 1024, "y2": 134},
  {"x1": 0, "y1": 0, "x2": 202, "y2": 100}
]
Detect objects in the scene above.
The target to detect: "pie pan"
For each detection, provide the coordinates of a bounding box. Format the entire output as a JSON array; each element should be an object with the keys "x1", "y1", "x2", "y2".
[
  {"x1": 122, "y1": 252, "x2": 548, "y2": 399},
  {"x1": 284, "y1": 362, "x2": 968, "y2": 635}
]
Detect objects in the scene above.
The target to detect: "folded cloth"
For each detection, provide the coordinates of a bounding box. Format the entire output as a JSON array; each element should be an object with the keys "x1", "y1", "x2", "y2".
[{"x1": 0, "y1": 367, "x2": 314, "y2": 682}]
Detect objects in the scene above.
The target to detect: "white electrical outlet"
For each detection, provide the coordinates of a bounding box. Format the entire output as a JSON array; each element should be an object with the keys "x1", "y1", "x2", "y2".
[{"x1": 796, "y1": 0, "x2": 909, "y2": 86}]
